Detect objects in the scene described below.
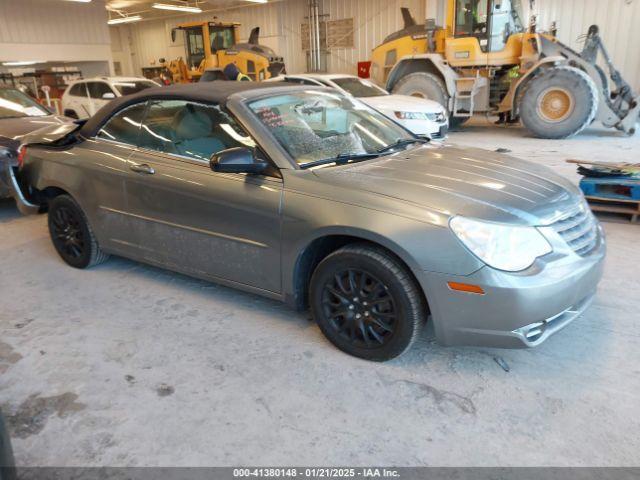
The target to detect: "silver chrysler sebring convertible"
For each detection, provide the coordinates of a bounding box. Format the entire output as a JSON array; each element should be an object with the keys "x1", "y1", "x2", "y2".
[{"x1": 2, "y1": 82, "x2": 605, "y2": 361}]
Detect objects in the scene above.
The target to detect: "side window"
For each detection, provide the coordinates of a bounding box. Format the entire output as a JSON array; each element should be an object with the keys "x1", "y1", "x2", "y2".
[
  {"x1": 138, "y1": 100, "x2": 255, "y2": 162},
  {"x1": 455, "y1": 0, "x2": 488, "y2": 37},
  {"x1": 96, "y1": 102, "x2": 147, "y2": 145},
  {"x1": 246, "y1": 60, "x2": 256, "y2": 81},
  {"x1": 383, "y1": 49, "x2": 397, "y2": 81},
  {"x1": 69, "y1": 83, "x2": 87, "y2": 97},
  {"x1": 87, "y1": 82, "x2": 114, "y2": 99}
]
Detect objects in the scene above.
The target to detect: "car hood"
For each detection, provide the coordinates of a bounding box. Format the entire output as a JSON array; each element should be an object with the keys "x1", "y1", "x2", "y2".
[
  {"x1": 312, "y1": 144, "x2": 582, "y2": 226},
  {"x1": 0, "y1": 115, "x2": 70, "y2": 139},
  {"x1": 360, "y1": 94, "x2": 444, "y2": 113}
]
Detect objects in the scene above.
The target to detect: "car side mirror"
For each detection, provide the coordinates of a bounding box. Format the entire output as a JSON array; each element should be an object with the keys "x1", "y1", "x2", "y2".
[
  {"x1": 102, "y1": 92, "x2": 116, "y2": 100},
  {"x1": 210, "y1": 147, "x2": 268, "y2": 175}
]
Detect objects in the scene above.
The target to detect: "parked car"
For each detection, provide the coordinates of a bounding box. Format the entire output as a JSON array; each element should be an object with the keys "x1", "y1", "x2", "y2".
[
  {"x1": 61, "y1": 77, "x2": 159, "y2": 119},
  {"x1": 10, "y1": 82, "x2": 605, "y2": 361},
  {"x1": 0, "y1": 409, "x2": 16, "y2": 480},
  {"x1": 0, "y1": 86, "x2": 71, "y2": 200},
  {"x1": 267, "y1": 73, "x2": 449, "y2": 139}
]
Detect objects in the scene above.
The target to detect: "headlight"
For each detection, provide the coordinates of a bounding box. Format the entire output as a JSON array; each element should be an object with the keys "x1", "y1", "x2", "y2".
[
  {"x1": 449, "y1": 216, "x2": 552, "y2": 272},
  {"x1": 395, "y1": 111, "x2": 447, "y2": 122},
  {"x1": 395, "y1": 111, "x2": 429, "y2": 120}
]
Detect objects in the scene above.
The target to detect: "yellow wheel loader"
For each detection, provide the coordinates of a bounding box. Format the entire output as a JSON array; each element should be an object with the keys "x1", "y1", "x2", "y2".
[
  {"x1": 370, "y1": 1, "x2": 639, "y2": 139},
  {"x1": 165, "y1": 21, "x2": 286, "y2": 83}
]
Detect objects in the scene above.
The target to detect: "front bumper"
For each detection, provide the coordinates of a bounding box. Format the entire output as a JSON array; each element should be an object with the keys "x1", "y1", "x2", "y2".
[
  {"x1": 394, "y1": 117, "x2": 449, "y2": 139},
  {"x1": 420, "y1": 125, "x2": 449, "y2": 140},
  {"x1": 418, "y1": 229, "x2": 606, "y2": 348}
]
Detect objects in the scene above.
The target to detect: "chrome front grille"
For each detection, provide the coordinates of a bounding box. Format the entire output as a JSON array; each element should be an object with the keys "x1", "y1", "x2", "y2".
[{"x1": 552, "y1": 205, "x2": 599, "y2": 256}]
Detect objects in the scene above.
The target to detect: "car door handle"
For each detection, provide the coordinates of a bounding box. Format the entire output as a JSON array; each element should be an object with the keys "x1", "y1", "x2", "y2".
[{"x1": 130, "y1": 163, "x2": 155, "y2": 174}]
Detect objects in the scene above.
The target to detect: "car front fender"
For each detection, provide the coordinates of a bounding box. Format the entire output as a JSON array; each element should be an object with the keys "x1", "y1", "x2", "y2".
[{"x1": 0, "y1": 142, "x2": 39, "y2": 215}]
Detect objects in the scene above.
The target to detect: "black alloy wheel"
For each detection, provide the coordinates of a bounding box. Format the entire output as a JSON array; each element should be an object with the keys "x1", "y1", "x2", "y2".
[
  {"x1": 321, "y1": 268, "x2": 397, "y2": 348},
  {"x1": 47, "y1": 195, "x2": 109, "y2": 269},
  {"x1": 50, "y1": 205, "x2": 86, "y2": 261},
  {"x1": 310, "y1": 244, "x2": 426, "y2": 361}
]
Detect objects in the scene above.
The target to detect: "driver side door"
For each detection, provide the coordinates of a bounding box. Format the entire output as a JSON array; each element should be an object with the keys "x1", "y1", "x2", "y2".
[{"x1": 124, "y1": 99, "x2": 283, "y2": 294}]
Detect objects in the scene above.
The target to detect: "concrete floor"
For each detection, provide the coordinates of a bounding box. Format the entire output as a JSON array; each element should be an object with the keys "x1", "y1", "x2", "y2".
[{"x1": 1, "y1": 118, "x2": 639, "y2": 467}]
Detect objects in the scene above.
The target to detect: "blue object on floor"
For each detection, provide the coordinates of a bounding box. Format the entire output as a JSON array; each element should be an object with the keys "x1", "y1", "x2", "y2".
[{"x1": 580, "y1": 176, "x2": 640, "y2": 201}]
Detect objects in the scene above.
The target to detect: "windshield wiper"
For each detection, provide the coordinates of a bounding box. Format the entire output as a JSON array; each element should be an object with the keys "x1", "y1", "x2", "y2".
[
  {"x1": 300, "y1": 152, "x2": 380, "y2": 169},
  {"x1": 377, "y1": 137, "x2": 429, "y2": 154}
]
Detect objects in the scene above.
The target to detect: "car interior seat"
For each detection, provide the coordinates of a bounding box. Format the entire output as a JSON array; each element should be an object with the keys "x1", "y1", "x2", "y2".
[{"x1": 172, "y1": 104, "x2": 225, "y2": 160}]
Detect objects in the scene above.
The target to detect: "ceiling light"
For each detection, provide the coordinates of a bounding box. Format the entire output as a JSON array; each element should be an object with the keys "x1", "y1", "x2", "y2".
[
  {"x1": 64, "y1": 0, "x2": 92, "y2": 3},
  {"x1": 244, "y1": 0, "x2": 268, "y2": 3},
  {"x1": 2, "y1": 61, "x2": 43, "y2": 66},
  {"x1": 108, "y1": 15, "x2": 142, "y2": 24},
  {"x1": 152, "y1": 2, "x2": 203, "y2": 12}
]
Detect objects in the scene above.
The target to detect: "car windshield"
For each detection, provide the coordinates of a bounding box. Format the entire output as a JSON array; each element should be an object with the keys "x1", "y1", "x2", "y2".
[
  {"x1": 112, "y1": 81, "x2": 156, "y2": 96},
  {"x1": 331, "y1": 77, "x2": 388, "y2": 98},
  {"x1": 247, "y1": 90, "x2": 415, "y2": 167},
  {"x1": 0, "y1": 88, "x2": 49, "y2": 119}
]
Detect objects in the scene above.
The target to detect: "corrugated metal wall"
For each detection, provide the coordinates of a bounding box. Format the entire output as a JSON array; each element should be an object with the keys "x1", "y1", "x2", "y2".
[
  {"x1": 119, "y1": 0, "x2": 308, "y2": 76},
  {"x1": 535, "y1": 0, "x2": 640, "y2": 92},
  {"x1": 0, "y1": 0, "x2": 111, "y2": 62},
  {"x1": 116, "y1": 0, "x2": 425, "y2": 77},
  {"x1": 0, "y1": 0, "x2": 110, "y2": 46},
  {"x1": 319, "y1": 0, "x2": 426, "y2": 74},
  {"x1": 116, "y1": 0, "x2": 640, "y2": 91}
]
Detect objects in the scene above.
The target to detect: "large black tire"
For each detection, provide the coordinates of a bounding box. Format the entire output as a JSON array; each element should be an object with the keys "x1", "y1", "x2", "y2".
[
  {"x1": 392, "y1": 72, "x2": 468, "y2": 130},
  {"x1": 448, "y1": 116, "x2": 470, "y2": 130},
  {"x1": 309, "y1": 244, "x2": 426, "y2": 362},
  {"x1": 519, "y1": 66, "x2": 598, "y2": 139},
  {"x1": 48, "y1": 195, "x2": 109, "y2": 269}
]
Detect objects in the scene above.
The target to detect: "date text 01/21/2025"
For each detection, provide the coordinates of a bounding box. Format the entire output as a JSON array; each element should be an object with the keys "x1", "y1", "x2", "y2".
[{"x1": 232, "y1": 468, "x2": 400, "y2": 478}]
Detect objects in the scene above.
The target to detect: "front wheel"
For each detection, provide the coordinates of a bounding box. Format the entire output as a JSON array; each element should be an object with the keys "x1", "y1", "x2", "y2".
[
  {"x1": 309, "y1": 244, "x2": 426, "y2": 361},
  {"x1": 48, "y1": 195, "x2": 109, "y2": 269},
  {"x1": 519, "y1": 66, "x2": 598, "y2": 139}
]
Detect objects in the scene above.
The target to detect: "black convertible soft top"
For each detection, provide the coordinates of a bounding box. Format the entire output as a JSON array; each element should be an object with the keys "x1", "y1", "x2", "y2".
[{"x1": 79, "y1": 81, "x2": 290, "y2": 139}]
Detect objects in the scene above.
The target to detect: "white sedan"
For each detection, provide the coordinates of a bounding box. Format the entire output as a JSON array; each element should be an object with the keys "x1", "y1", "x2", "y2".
[{"x1": 267, "y1": 73, "x2": 449, "y2": 139}]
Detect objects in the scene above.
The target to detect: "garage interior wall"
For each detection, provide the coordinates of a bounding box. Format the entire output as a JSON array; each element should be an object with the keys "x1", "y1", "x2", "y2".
[
  {"x1": 111, "y1": 0, "x2": 639, "y2": 93},
  {"x1": 0, "y1": 0, "x2": 113, "y2": 75},
  {"x1": 535, "y1": 0, "x2": 640, "y2": 93},
  {"x1": 111, "y1": 0, "x2": 309, "y2": 78},
  {"x1": 111, "y1": 0, "x2": 425, "y2": 79}
]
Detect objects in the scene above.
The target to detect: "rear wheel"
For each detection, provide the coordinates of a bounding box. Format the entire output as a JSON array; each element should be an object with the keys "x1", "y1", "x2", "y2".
[
  {"x1": 519, "y1": 66, "x2": 598, "y2": 139},
  {"x1": 392, "y1": 71, "x2": 468, "y2": 130},
  {"x1": 48, "y1": 195, "x2": 109, "y2": 269},
  {"x1": 309, "y1": 244, "x2": 426, "y2": 361}
]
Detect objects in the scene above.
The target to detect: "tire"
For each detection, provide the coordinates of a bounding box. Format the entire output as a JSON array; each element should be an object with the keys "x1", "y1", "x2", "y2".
[
  {"x1": 309, "y1": 244, "x2": 426, "y2": 361},
  {"x1": 48, "y1": 195, "x2": 109, "y2": 269},
  {"x1": 393, "y1": 72, "x2": 468, "y2": 130},
  {"x1": 519, "y1": 66, "x2": 598, "y2": 139},
  {"x1": 64, "y1": 109, "x2": 79, "y2": 119},
  {"x1": 448, "y1": 116, "x2": 469, "y2": 130}
]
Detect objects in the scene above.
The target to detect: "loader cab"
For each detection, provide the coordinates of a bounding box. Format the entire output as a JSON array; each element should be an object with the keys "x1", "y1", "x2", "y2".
[
  {"x1": 173, "y1": 22, "x2": 239, "y2": 71},
  {"x1": 447, "y1": 0, "x2": 525, "y2": 66},
  {"x1": 181, "y1": 25, "x2": 207, "y2": 70},
  {"x1": 209, "y1": 24, "x2": 236, "y2": 53}
]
